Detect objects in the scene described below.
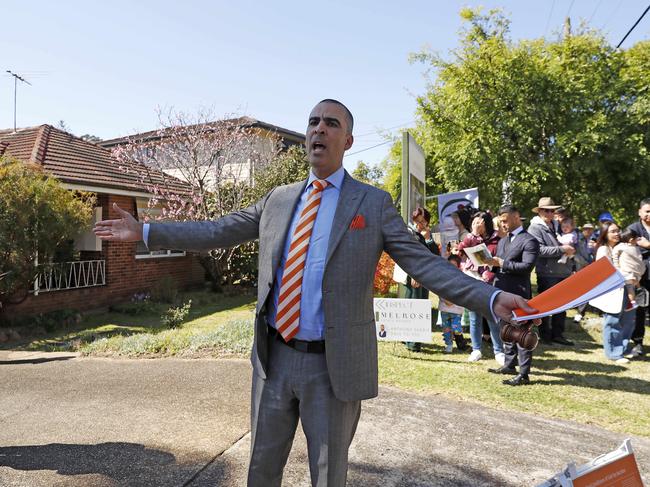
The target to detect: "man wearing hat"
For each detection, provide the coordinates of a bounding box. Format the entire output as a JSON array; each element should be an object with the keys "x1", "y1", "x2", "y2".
[{"x1": 528, "y1": 197, "x2": 576, "y2": 345}]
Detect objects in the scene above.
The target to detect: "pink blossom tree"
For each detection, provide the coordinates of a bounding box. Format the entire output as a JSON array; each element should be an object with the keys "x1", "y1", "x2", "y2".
[{"x1": 111, "y1": 107, "x2": 282, "y2": 291}]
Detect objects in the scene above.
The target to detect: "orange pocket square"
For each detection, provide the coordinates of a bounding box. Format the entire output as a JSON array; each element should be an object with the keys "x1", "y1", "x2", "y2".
[{"x1": 349, "y1": 215, "x2": 366, "y2": 230}]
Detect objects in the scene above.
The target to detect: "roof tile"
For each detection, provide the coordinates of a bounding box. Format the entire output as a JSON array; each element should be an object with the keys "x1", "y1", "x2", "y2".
[{"x1": 0, "y1": 125, "x2": 193, "y2": 195}]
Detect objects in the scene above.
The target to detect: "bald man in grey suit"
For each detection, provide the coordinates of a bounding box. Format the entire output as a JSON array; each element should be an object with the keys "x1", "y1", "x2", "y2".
[{"x1": 95, "y1": 99, "x2": 534, "y2": 486}]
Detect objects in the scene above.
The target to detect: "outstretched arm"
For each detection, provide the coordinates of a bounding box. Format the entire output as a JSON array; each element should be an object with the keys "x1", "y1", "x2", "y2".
[{"x1": 93, "y1": 203, "x2": 143, "y2": 242}]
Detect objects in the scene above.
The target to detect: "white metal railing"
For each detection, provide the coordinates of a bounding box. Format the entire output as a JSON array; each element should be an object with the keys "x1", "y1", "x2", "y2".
[{"x1": 33, "y1": 260, "x2": 106, "y2": 294}]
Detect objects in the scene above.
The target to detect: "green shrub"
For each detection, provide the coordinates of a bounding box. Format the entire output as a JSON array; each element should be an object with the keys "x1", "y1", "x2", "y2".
[
  {"x1": 150, "y1": 276, "x2": 178, "y2": 304},
  {"x1": 161, "y1": 300, "x2": 192, "y2": 329}
]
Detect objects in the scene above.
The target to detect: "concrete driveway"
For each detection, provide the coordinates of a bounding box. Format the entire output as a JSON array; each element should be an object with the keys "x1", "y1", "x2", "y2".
[{"x1": 0, "y1": 351, "x2": 648, "y2": 486}]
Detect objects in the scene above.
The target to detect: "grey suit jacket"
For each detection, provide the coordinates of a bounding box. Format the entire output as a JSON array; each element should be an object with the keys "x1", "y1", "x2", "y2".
[{"x1": 148, "y1": 171, "x2": 496, "y2": 401}]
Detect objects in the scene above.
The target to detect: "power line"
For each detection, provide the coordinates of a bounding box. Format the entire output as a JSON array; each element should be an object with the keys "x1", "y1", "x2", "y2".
[
  {"x1": 565, "y1": 0, "x2": 576, "y2": 20},
  {"x1": 343, "y1": 140, "x2": 393, "y2": 158},
  {"x1": 616, "y1": 4, "x2": 650, "y2": 48},
  {"x1": 544, "y1": 0, "x2": 556, "y2": 36},
  {"x1": 354, "y1": 120, "x2": 414, "y2": 138},
  {"x1": 602, "y1": 0, "x2": 624, "y2": 29},
  {"x1": 588, "y1": 0, "x2": 604, "y2": 24}
]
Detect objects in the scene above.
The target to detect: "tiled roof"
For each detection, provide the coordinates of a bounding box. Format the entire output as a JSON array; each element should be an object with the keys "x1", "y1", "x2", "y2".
[
  {"x1": 99, "y1": 116, "x2": 305, "y2": 148},
  {"x1": 0, "y1": 125, "x2": 193, "y2": 195}
]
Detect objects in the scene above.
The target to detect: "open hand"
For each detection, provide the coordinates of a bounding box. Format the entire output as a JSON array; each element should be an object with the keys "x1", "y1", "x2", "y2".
[{"x1": 93, "y1": 203, "x2": 143, "y2": 242}]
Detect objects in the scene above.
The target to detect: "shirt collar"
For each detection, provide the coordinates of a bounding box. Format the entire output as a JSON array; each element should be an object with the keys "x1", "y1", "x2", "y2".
[
  {"x1": 510, "y1": 226, "x2": 524, "y2": 237},
  {"x1": 307, "y1": 166, "x2": 345, "y2": 191}
]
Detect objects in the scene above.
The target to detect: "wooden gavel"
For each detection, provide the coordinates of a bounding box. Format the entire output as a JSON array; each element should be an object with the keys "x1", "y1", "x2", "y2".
[{"x1": 500, "y1": 321, "x2": 539, "y2": 351}]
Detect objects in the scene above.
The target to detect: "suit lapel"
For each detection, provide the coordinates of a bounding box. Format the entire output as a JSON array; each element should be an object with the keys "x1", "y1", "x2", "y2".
[
  {"x1": 325, "y1": 172, "x2": 367, "y2": 266},
  {"x1": 270, "y1": 180, "x2": 307, "y2": 276},
  {"x1": 503, "y1": 234, "x2": 511, "y2": 256}
]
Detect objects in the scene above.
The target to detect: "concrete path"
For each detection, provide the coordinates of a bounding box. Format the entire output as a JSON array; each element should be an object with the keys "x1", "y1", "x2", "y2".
[{"x1": 0, "y1": 352, "x2": 648, "y2": 486}]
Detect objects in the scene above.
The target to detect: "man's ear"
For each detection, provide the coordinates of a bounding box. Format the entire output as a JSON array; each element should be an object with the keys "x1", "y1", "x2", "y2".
[{"x1": 345, "y1": 134, "x2": 354, "y2": 151}]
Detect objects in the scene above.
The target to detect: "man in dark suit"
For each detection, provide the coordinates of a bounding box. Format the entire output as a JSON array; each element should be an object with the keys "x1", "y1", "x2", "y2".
[
  {"x1": 94, "y1": 100, "x2": 535, "y2": 486},
  {"x1": 487, "y1": 205, "x2": 540, "y2": 386},
  {"x1": 625, "y1": 197, "x2": 650, "y2": 356}
]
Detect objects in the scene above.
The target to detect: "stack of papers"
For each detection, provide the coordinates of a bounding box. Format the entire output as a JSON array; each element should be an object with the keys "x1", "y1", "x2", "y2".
[{"x1": 512, "y1": 258, "x2": 625, "y2": 322}]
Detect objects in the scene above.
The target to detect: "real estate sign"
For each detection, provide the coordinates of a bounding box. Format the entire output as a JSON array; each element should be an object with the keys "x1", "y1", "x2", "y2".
[{"x1": 374, "y1": 298, "x2": 432, "y2": 343}]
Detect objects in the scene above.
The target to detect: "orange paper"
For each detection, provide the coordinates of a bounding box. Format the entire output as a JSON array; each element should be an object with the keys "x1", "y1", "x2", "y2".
[
  {"x1": 513, "y1": 258, "x2": 618, "y2": 320},
  {"x1": 572, "y1": 453, "x2": 643, "y2": 487}
]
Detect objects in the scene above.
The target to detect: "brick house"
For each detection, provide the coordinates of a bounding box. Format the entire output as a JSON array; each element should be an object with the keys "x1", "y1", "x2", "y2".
[{"x1": 0, "y1": 125, "x2": 205, "y2": 319}]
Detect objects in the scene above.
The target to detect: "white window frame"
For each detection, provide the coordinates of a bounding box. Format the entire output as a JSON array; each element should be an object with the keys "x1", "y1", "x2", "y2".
[
  {"x1": 135, "y1": 249, "x2": 186, "y2": 260},
  {"x1": 135, "y1": 197, "x2": 186, "y2": 259}
]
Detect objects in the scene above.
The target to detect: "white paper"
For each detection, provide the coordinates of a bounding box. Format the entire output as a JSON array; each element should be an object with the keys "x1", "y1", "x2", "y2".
[
  {"x1": 392, "y1": 263, "x2": 408, "y2": 285},
  {"x1": 589, "y1": 287, "x2": 624, "y2": 314}
]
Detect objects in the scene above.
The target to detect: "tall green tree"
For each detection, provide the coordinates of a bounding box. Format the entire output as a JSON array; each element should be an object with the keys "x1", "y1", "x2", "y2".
[
  {"x1": 351, "y1": 161, "x2": 384, "y2": 187},
  {"x1": 0, "y1": 157, "x2": 95, "y2": 310},
  {"x1": 399, "y1": 8, "x2": 650, "y2": 224},
  {"x1": 251, "y1": 145, "x2": 310, "y2": 200}
]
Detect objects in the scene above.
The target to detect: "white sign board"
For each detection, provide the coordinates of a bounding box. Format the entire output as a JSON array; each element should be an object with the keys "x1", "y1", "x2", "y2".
[
  {"x1": 437, "y1": 187, "x2": 479, "y2": 226},
  {"x1": 437, "y1": 188, "x2": 479, "y2": 257},
  {"x1": 374, "y1": 298, "x2": 432, "y2": 343}
]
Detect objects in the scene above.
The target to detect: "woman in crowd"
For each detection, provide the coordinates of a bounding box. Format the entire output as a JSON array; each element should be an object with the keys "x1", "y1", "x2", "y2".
[
  {"x1": 457, "y1": 211, "x2": 505, "y2": 364},
  {"x1": 403, "y1": 207, "x2": 440, "y2": 352},
  {"x1": 595, "y1": 222, "x2": 636, "y2": 364}
]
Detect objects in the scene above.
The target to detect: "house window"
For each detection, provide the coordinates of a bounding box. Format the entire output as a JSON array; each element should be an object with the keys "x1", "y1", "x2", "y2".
[
  {"x1": 135, "y1": 197, "x2": 186, "y2": 259},
  {"x1": 75, "y1": 207, "x2": 103, "y2": 252}
]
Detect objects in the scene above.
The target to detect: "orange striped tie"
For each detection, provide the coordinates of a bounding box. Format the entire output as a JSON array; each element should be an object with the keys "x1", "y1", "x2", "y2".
[{"x1": 275, "y1": 179, "x2": 329, "y2": 341}]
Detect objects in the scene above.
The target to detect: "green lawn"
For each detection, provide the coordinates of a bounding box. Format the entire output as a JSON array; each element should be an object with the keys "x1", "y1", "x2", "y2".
[
  {"x1": 7, "y1": 290, "x2": 650, "y2": 437},
  {"x1": 379, "y1": 317, "x2": 650, "y2": 438}
]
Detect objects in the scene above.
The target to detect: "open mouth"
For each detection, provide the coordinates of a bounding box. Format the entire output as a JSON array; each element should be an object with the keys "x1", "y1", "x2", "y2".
[{"x1": 311, "y1": 142, "x2": 326, "y2": 153}]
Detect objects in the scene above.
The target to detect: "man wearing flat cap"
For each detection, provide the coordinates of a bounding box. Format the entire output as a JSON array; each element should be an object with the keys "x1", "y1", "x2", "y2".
[{"x1": 528, "y1": 197, "x2": 576, "y2": 345}]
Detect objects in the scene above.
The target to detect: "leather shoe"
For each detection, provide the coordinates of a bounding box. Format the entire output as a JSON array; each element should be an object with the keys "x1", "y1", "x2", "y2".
[
  {"x1": 487, "y1": 366, "x2": 517, "y2": 375},
  {"x1": 503, "y1": 374, "x2": 530, "y2": 386},
  {"x1": 552, "y1": 336, "x2": 574, "y2": 346}
]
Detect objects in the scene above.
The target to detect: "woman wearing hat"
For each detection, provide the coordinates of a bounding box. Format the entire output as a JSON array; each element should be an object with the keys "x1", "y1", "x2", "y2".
[{"x1": 528, "y1": 197, "x2": 576, "y2": 345}]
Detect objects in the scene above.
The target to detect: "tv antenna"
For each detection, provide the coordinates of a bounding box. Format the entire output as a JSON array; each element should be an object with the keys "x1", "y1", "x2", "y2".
[{"x1": 6, "y1": 70, "x2": 32, "y2": 132}]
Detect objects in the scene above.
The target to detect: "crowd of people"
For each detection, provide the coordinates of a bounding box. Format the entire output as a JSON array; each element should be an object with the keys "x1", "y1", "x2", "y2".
[{"x1": 404, "y1": 196, "x2": 650, "y2": 384}]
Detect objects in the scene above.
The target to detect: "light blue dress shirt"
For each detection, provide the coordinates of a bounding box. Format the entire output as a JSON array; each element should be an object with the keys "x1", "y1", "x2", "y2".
[{"x1": 267, "y1": 166, "x2": 344, "y2": 341}]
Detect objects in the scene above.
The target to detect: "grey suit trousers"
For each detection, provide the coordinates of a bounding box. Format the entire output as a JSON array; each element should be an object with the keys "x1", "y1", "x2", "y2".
[{"x1": 248, "y1": 335, "x2": 361, "y2": 487}]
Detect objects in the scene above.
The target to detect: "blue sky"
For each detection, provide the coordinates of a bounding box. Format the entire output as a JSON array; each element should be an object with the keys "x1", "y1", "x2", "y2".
[{"x1": 2, "y1": 1, "x2": 649, "y2": 171}]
